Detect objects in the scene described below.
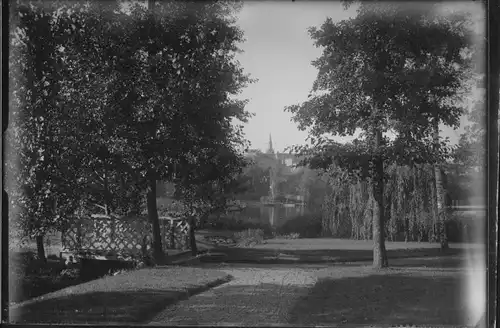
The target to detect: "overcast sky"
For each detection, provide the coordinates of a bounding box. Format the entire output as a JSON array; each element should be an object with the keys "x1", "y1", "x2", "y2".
[{"x1": 233, "y1": 1, "x2": 485, "y2": 153}]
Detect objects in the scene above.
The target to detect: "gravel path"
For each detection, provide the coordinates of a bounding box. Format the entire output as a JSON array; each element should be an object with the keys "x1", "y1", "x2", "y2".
[{"x1": 149, "y1": 266, "x2": 318, "y2": 325}]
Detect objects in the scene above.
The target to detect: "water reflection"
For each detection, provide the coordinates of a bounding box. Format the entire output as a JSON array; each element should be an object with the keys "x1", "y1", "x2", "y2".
[{"x1": 226, "y1": 204, "x2": 308, "y2": 228}]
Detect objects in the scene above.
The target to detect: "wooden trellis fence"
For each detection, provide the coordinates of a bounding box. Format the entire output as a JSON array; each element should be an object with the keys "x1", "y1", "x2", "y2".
[{"x1": 61, "y1": 214, "x2": 191, "y2": 261}]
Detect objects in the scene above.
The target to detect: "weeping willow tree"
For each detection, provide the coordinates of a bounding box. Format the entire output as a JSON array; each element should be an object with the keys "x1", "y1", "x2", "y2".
[{"x1": 323, "y1": 163, "x2": 444, "y2": 242}]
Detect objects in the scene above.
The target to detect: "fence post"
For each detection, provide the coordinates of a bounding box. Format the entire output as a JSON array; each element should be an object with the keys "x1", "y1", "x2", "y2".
[{"x1": 170, "y1": 219, "x2": 175, "y2": 249}]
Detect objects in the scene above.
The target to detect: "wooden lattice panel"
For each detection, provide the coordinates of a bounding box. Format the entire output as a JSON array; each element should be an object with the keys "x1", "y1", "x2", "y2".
[
  {"x1": 62, "y1": 217, "x2": 96, "y2": 251},
  {"x1": 113, "y1": 219, "x2": 150, "y2": 253},
  {"x1": 160, "y1": 218, "x2": 190, "y2": 251},
  {"x1": 62, "y1": 215, "x2": 191, "y2": 256},
  {"x1": 91, "y1": 219, "x2": 113, "y2": 251}
]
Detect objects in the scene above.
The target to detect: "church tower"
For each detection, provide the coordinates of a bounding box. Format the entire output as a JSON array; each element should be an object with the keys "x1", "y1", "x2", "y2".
[{"x1": 267, "y1": 133, "x2": 274, "y2": 154}]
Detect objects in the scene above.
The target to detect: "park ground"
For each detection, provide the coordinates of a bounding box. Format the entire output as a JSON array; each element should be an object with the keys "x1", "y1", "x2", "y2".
[{"x1": 9, "y1": 236, "x2": 485, "y2": 326}]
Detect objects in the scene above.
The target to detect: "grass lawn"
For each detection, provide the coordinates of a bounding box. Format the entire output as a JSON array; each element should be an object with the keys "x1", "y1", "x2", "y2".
[
  {"x1": 9, "y1": 266, "x2": 232, "y2": 324},
  {"x1": 255, "y1": 237, "x2": 483, "y2": 251},
  {"x1": 7, "y1": 228, "x2": 225, "y2": 306},
  {"x1": 289, "y1": 265, "x2": 479, "y2": 326},
  {"x1": 9, "y1": 258, "x2": 81, "y2": 304},
  {"x1": 149, "y1": 258, "x2": 483, "y2": 326},
  {"x1": 210, "y1": 237, "x2": 484, "y2": 265}
]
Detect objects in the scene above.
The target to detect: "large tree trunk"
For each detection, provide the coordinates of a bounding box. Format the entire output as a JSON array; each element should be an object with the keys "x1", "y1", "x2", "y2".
[
  {"x1": 36, "y1": 235, "x2": 46, "y2": 263},
  {"x1": 433, "y1": 122, "x2": 449, "y2": 250},
  {"x1": 372, "y1": 130, "x2": 388, "y2": 268},
  {"x1": 146, "y1": 171, "x2": 167, "y2": 264},
  {"x1": 189, "y1": 215, "x2": 198, "y2": 256}
]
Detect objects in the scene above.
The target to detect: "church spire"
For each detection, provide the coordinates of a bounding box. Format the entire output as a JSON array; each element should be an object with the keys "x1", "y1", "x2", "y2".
[{"x1": 267, "y1": 133, "x2": 274, "y2": 154}]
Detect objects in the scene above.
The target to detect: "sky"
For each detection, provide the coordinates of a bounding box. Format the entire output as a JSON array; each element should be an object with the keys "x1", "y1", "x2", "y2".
[{"x1": 233, "y1": 1, "x2": 486, "y2": 153}]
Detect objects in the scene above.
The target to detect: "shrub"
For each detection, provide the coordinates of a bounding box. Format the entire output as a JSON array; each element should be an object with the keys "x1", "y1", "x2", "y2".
[
  {"x1": 233, "y1": 228, "x2": 265, "y2": 247},
  {"x1": 273, "y1": 232, "x2": 300, "y2": 239},
  {"x1": 60, "y1": 268, "x2": 80, "y2": 280},
  {"x1": 276, "y1": 213, "x2": 322, "y2": 238},
  {"x1": 203, "y1": 235, "x2": 236, "y2": 245}
]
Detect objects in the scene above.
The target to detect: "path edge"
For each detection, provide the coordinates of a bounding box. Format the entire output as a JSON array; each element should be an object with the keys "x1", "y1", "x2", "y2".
[{"x1": 146, "y1": 273, "x2": 234, "y2": 324}]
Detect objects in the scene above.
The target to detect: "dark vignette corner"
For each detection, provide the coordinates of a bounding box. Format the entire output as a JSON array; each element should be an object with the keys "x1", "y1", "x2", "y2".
[
  {"x1": 486, "y1": 1, "x2": 499, "y2": 328},
  {"x1": 2, "y1": 0, "x2": 10, "y2": 324}
]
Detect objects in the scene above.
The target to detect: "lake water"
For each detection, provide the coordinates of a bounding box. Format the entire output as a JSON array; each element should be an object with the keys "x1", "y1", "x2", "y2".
[{"x1": 224, "y1": 203, "x2": 310, "y2": 228}]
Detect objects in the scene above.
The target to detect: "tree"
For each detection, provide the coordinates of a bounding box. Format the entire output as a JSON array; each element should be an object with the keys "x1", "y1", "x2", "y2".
[
  {"x1": 240, "y1": 162, "x2": 270, "y2": 201},
  {"x1": 322, "y1": 162, "x2": 449, "y2": 242},
  {"x1": 7, "y1": 0, "x2": 149, "y2": 261},
  {"x1": 286, "y1": 3, "x2": 473, "y2": 267},
  {"x1": 174, "y1": 145, "x2": 250, "y2": 256},
  {"x1": 7, "y1": 0, "x2": 252, "y2": 264},
  {"x1": 48, "y1": 1, "x2": 252, "y2": 263},
  {"x1": 53, "y1": 2, "x2": 147, "y2": 215},
  {"x1": 7, "y1": 3, "x2": 87, "y2": 261},
  {"x1": 453, "y1": 72, "x2": 488, "y2": 192},
  {"x1": 299, "y1": 168, "x2": 328, "y2": 208}
]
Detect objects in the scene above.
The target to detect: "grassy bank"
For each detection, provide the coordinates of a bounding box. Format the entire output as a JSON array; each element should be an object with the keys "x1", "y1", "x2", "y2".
[{"x1": 10, "y1": 266, "x2": 232, "y2": 324}]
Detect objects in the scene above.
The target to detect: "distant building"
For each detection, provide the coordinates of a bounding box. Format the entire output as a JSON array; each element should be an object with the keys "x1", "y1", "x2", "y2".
[
  {"x1": 266, "y1": 134, "x2": 301, "y2": 167},
  {"x1": 244, "y1": 134, "x2": 302, "y2": 171},
  {"x1": 266, "y1": 133, "x2": 275, "y2": 154},
  {"x1": 276, "y1": 153, "x2": 300, "y2": 172}
]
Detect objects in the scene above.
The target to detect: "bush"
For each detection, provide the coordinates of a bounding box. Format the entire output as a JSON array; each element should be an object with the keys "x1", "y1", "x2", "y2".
[
  {"x1": 276, "y1": 213, "x2": 323, "y2": 238},
  {"x1": 203, "y1": 235, "x2": 236, "y2": 245},
  {"x1": 233, "y1": 228, "x2": 265, "y2": 247},
  {"x1": 60, "y1": 268, "x2": 80, "y2": 280},
  {"x1": 273, "y1": 232, "x2": 300, "y2": 239}
]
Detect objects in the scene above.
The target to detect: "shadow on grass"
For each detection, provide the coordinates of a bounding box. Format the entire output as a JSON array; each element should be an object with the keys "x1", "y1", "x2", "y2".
[
  {"x1": 9, "y1": 270, "x2": 476, "y2": 326},
  {"x1": 385, "y1": 255, "x2": 468, "y2": 269},
  {"x1": 150, "y1": 267, "x2": 473, "y2": 326},
  {"x1": 10, "y1": 267, "x2": 233, "y2": 324},
  {"x1": 10, "y1": 275, "x2": 84, "y2": 304},
  {"x1": 10, "y1": 289, "x2": 191, "y2": 324},
  {"x1": 208, "y1": 246, "x2": 469, "y2": 265},
  {"x1": 150, "y1": 282, "x2": 308, "y2": 325},
  {"x1": 288, "y1": 272, "x2": 471, "y2": 326}
]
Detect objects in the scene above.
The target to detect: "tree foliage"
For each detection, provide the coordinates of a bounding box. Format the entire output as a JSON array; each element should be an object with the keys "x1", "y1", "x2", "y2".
[
  {"x1": 7, "y1": 4, "x2": 84, "y2": 253},
  {"x1": 172, "y1": 145, "x2": 250, "y2": 255},
  {"x1": 323, "y1": 164, "x2": 445, "y2": 242},
  {"x1": 7, "y1": 0, "x2": 252, "y2": 261},
  {"x1": 289, "y1": 3, "x2": 473, "y2": 167},
  {"x1": 285, "y1": 2, "x2": 474, "y2": 267}
]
